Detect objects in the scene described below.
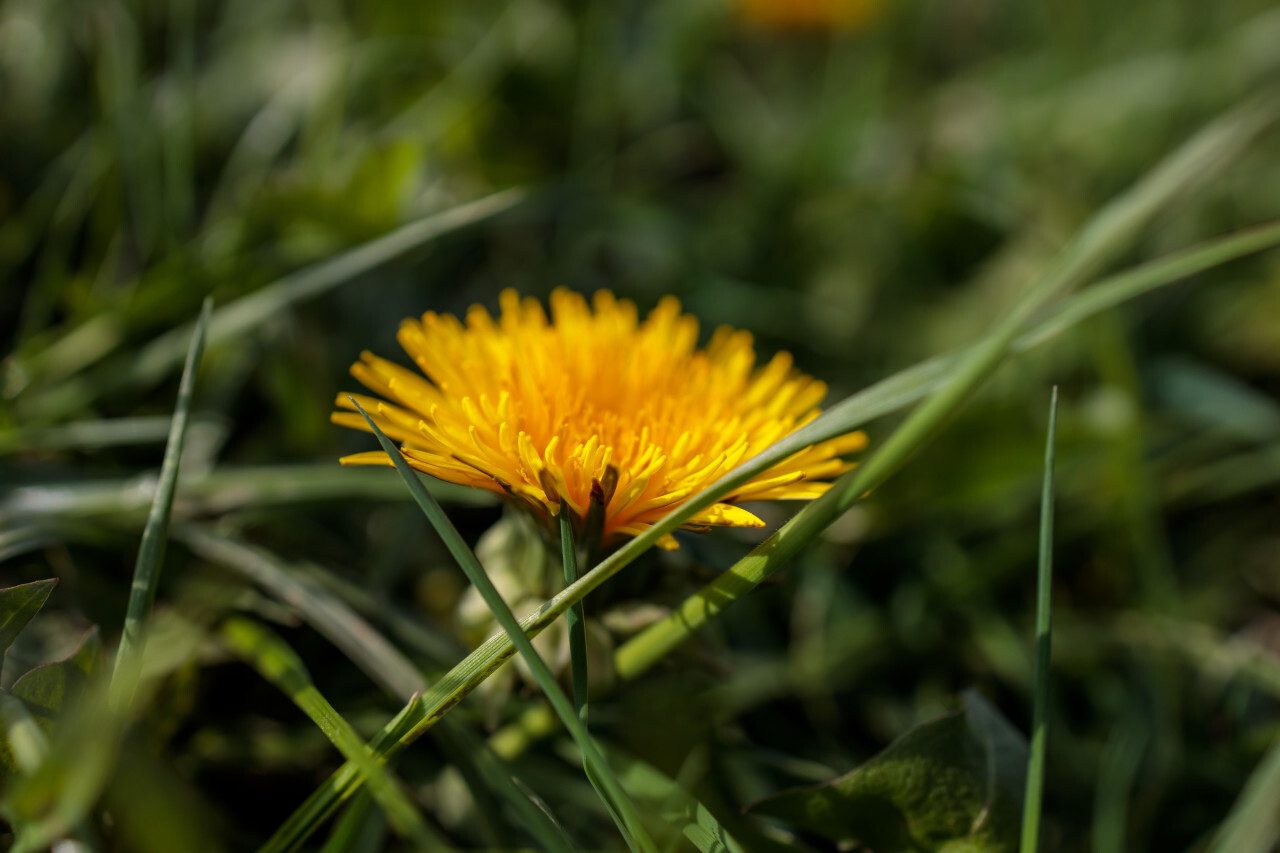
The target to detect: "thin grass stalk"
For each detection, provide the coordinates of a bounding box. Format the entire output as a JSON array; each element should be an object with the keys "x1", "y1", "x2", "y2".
[
  {"x1": 110, "y1": 297, "x2": 212, "y2": 713},
  {"x1": 1020, "y1": 387, "x2": 1058, "y2": 853},
  {"x1": 353, "y1": 401, "x2": 657, "y2": 853},
  {"x1": 560, "y1": 512, "x2": 589, "y2": 721}
]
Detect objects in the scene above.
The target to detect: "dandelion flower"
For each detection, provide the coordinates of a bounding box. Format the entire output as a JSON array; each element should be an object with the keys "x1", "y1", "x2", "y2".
[{"x1": 333, "y1": 289, "x2": 866, "y2": 550}]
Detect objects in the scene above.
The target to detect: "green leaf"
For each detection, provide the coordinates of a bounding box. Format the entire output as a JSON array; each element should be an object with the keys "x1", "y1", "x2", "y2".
[
  {"x1": 749, "y1": 691, "x2": 1028, "y2": 853},
  {"x1": 0, "y1": 579, "x2": 58, "y2": 656},
  {"x1": 11, "y1": 627, "x2": 103, "y2": 726}
]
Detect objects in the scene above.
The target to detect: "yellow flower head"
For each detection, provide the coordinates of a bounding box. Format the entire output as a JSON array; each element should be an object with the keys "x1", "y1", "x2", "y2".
[{"x1": 333, "y1": 289, "x2": 866, "y2": 550}]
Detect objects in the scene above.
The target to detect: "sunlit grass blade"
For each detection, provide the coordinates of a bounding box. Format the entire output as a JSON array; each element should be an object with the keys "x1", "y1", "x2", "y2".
[
  {"x1": 351, "y1": 401, "x2": 657, "y2": 853},
  {"x1": 1020, "y1": 387, "x2": 1058, "y2": 853},
  {"x1": 1206, "y1": 734, "x2": 1280, "y2": 853},
  {"x1": 263, "y1": 95, "x2": 1280, "y2": 851},
  {"x1": 110, "y1": 297, "x2": 212, "y2": 714},
  {"x1": 219, "y1": 617, "x2": 447, "y2": 852},
  {"x1": 560, "y1": 512, "x2": 589, "y2": 722}
]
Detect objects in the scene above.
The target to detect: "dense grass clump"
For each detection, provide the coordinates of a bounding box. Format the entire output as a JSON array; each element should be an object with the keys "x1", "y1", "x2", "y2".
[{"x1": 4, "y1": 2, "x2": 1280, "y2": 851}]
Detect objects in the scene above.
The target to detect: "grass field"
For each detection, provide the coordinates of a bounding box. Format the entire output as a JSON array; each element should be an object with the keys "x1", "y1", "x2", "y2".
[{"x1": 4, "y1": 1, "x2": 1280, "y2": 850}]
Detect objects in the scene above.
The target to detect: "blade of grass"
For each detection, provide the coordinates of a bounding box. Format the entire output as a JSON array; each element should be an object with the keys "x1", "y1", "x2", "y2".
[
  {"x1": 353, "y1": 401, "x2": 656, "y2": 853},
  {"x1": 560, "y1": 512, "x2": 589, "y2": 722},
  {"x1": 1, "y1": 464, "x2": 495, "y2": 523},
  {"x1": 1205, "y1": 734, "x2": 1280, "y2": 853},
  {"x1": 110, "y1": 297, "x2": 212, "y2": 714},
  {"x1": 219, "y1": 617, "x2": 446, "y2": 851},
  {"x1": 262, "y1": 95, "x2": 1280, "y2": 851},
  {"x1": 20, "y1": 188, "x2": 525, "y2": 422},
  {"x1": 0, "y1": 416, "x2": 207, "y2": 454},
  {"x1": 180, "y1": 526, "x2": 427, "y2": 701},
  {"x1": 180, "y1": 525, "x2": 577, "y2": 853},
  {"x1": 1092, "y1": 719, "x2": 1148, "y2": 853},
  {"x1": 1020, "y1": 387, "x2": 1058, "y2": 853},
  {"x1": 319, "y1": 790, "x2": 386, "y2": 853}
]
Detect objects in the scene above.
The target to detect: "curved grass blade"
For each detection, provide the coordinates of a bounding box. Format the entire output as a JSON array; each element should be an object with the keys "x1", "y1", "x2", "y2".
[
  {"x1": 180, "y1": 525, "x2": 576, "y2": 853},
  {"x1": 263, "y1": 94, "x2": 1280, "y2": 851},
  {"x1": 1206, "y1": 734, "x2": 1280, "y2": 853},
  {"x1": 219, "y1": 617, "x2": 447, "y2": 851},
  {"x1": 110, "y1": 296, "x2": 212, "y2": 714},
  {"x1": 352, "y1": 401, "x2": 656, "y2": 853},
  {"x1": 1020, "y1": 387, "x2": 1058, "y2": 853}
]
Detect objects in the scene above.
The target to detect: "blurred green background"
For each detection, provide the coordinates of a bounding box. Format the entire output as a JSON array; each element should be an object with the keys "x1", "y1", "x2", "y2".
[{"x1": 3, "y1": 0, "x2": 1280, "y2": 850}]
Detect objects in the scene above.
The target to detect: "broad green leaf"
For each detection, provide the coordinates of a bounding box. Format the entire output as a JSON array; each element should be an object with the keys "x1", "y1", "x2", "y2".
[
  {"x1": 11, "y1": 626, "x2": 103, "y2": 727},
  {"x1": 749, "y1": 691, "x2": 1028, "y2": 853},
  {"x1": 0, "y1": 579, "x2": 58, "y2": 656}
]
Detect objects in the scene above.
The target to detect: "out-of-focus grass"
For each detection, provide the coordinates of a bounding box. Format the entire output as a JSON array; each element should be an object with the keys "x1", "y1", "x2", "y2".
[{"x1": 3, "y1": 0, "x2": 1280, "y2": 850}]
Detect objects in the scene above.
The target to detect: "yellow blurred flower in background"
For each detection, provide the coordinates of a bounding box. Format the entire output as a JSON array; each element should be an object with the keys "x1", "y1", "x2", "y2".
[{"x1": 334, "y1": 289, "x2": 866, "y2": 549}]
